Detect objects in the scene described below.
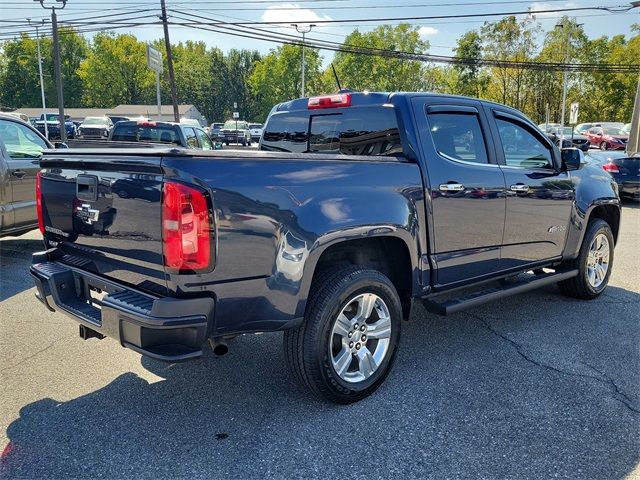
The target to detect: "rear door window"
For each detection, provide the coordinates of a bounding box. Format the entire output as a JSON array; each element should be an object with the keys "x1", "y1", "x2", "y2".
[
  {"x1": 426, "y1": 112, "x2": 489, "y2": 164},
  {"x1": 0, "y1": 119, "x2": 47, "y2": 159}
]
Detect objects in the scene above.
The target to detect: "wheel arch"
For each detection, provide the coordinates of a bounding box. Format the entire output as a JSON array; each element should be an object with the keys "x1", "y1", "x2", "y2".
[{"x1": 297, "y1": 231, "x2": 418, "y2": 320}]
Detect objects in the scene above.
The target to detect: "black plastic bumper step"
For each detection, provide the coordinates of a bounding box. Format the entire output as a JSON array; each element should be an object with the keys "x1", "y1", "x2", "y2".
[{"x1": 422, "y1": 269, "x2": 578, "y2": 315}]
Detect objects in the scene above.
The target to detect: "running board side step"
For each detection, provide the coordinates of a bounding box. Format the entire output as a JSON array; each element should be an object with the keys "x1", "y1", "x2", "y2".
[{"x1": 422, "y1": 269, "x2": 579, "y2": 316}]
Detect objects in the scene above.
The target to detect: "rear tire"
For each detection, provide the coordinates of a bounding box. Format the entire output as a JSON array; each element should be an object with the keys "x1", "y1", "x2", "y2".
[
  {"x1": 558, "y1": 219, "x2": 614, "y2": 299},
  {"x1": 284, "y1": 266, "x2": 402, "y2": 404}
]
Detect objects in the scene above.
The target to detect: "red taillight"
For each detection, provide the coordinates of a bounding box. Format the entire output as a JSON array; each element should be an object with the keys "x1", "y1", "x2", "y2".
[
  {"x1": 602, "y1": 162, "x2": 619, "y2": 173},
  {"x1": 308, "y1": 93, "x2": 352, "y2": 110},
  {"x1": 35, "y1": 171, "x2": 45, "y2": 235},
  {"x1": 162, "y1": 181, "x2": 212, "y2": 271}
]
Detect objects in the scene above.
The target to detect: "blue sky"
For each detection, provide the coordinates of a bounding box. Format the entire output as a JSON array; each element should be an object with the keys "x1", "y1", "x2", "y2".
[{"x1": 1, "y1": 0, "x2": 638, "y2": 63}]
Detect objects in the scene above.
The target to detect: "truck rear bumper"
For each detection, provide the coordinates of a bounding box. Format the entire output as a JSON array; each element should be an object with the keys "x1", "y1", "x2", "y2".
[{"x1": 30, "y1": 252, "x2": 213, "y2": 362}]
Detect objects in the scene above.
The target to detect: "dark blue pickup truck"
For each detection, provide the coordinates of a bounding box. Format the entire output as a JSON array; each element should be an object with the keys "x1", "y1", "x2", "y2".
[{"x1": 30, "y1": 92, "x2": 621, "y2": 403}]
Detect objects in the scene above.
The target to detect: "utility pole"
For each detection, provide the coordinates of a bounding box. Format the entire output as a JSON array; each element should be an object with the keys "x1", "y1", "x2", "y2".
[
  {"x1": 556, "y1": 21, "x2": 582, "y2": 146},
  {"x1": 28, "y1": 18, "x2": 48, "y2": 140},
  {"x1": 159, "y1": 0, "x2": 180, "y2": 122},
  {"x1": 35, "y1": 0, "x2": 67, "y2": 142},
  {"x1": 292, "y1": 24, "x2": 316, "y2": 98}
]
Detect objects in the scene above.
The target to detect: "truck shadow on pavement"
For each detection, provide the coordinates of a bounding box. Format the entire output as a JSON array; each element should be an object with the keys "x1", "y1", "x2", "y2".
[
  {"x1": 2, "y1": 285, "x2": 639, "y2": 479},
  {"x1": 0, "y1": 238, "x2": 43, "y2": 302}
]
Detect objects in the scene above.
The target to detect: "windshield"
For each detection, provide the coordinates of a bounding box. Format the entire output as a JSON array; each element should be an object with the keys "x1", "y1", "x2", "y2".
[
  {"x1": 555, "y1": 127, "x2": 574, "y2": 135},
  {"x1": 603, "y1": 128, "x2": 623, "y2": 135},
  {"x1": 249, "y1": 124, "x2": 262, "y2": 129},
  {"x1": 223, "y1": 121, "x2": 245, "y2": 129},
  {"x1": 82, "y1": 117, "x2": 107, "y2": 125},
  {"x1": 622, "y1": 123, "x2": 631, "y2": 134}
]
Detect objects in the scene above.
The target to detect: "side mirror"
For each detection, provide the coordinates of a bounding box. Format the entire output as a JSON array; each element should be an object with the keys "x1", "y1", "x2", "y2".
[{"x1": 561, "y1": 148, "x2": 582, "y2": 171}]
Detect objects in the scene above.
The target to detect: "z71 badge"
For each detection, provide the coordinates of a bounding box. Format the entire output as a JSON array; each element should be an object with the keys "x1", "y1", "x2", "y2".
[{"x1": 76, "y1": 203, "x2": 100, "y2": 224}]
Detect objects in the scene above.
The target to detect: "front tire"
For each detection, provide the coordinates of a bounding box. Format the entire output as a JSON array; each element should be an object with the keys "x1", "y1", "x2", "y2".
[
  {"x1": 558, "y1": 219, "x2": 614, "y2": 299},
  {"x1": 284, "y1": 266, "x2": 402, "y2": 404}
]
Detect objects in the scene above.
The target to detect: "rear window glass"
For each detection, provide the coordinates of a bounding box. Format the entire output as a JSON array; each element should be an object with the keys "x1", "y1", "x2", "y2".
[
  {"x1": 111, "y1": 123, "x2": 180, "y2": 144},
  {"x1": 261, "y1": 107, "x2": 401, "y2": 156}
]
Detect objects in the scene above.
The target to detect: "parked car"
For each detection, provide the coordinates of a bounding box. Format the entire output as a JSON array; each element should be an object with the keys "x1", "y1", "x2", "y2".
[
  {"x1": 249, "y1": 123, "x2": 263, "y2": 142},
  {"x1": 109, "y1": 120, "x2": 214, "y2": 150},
  {"x1": 0, "y1": 113, "x2": 53, "y2": 237},
  {"x1": 545, "y1": 126, "x2": 590, "y2": 152},
  {"x1": 180, "y1": 118, "x2": 202, "y2": 128},
  {"x1": 209, "y1": 122, "x2": 224, "y2": 140},
  {"x1": 220, "y1": 120, "x2": 252, "y2": 146},
  {"x1": 585, "y1": 126, "x2": 629, "y2": 151},
  {"x1": 35, "y1": 113, "x2": 77, "y2": 140},
  {"x1": 32, "y1": 92, "x2": 620, "y2": 404},
  {"x1": 107, "y1": 115, "x2": 133, "y2": 125},
  {"x1": 537, "y1": 122, "x2": 561, "y2": 132},
  {"x1": 78, "y1": 116, "x2": 114, "y2": 139},
  {"x1": 585, "y1": 150, "x2": 639, "y2": 200},
  {"x1": 574, "y1": 122, "x2": 624, "y2": 135}
]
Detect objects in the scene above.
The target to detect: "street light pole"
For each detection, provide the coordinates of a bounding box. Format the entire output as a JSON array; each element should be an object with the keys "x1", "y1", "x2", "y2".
[
  {"x1": 35, "y1": 0, "x2": 67, "y2": 143},
  {"x1": 292, "y1": 24, "x2": 316, "y2": 98},
  {"x1": 28, "y1": 18, "x2": 48, "y2": 140},
  {"x1": 160, "y1": 0, "x2": 180, "y2": 122}
]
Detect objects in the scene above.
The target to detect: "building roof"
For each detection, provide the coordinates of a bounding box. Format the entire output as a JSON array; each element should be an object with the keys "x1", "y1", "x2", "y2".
[
  {"x1": 9, "y1": 107, "x2": 111, "y2": 119},
  {"x1": 10, "y1": 105, "x2": 198, "y2": 119},
  {"x1": 109, "y1": 105, "x2": 195, "y2": 116}
]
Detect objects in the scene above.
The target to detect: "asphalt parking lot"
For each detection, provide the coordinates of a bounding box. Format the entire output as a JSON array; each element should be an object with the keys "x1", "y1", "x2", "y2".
[{"x1": 1, "y1": 202, "x2": 638, "y2": 479}]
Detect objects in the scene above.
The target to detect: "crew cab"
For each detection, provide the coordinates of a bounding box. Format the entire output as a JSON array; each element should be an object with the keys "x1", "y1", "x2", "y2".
[{"x1": 30, "y1": 92, "x2": 620, "y2": 404}]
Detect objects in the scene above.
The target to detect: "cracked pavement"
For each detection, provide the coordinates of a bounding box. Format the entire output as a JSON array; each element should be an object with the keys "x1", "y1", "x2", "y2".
[{"x1": 1, "y1": 202, "x2": 638, "y2": 479}]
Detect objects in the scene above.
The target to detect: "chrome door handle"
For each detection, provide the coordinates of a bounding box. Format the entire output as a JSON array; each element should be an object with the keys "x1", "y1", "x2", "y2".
[
  {"x1": 439, "y1": 183, "x2": 465, "y2": 192},
  {"x1": 11, "y1": 170, "x2": 26, "y2": 179},
  {"x1": 510, "y1": 184, "x2": 530, "y2": 193}
]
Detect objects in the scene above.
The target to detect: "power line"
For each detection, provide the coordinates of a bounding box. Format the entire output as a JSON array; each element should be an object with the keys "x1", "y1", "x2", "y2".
[
  {"x1": 168, "y1": 4, "x2": 638, "y2": 25},
  {"x1": 167, "y1": 10, "x2": 639, "y2": 73}
]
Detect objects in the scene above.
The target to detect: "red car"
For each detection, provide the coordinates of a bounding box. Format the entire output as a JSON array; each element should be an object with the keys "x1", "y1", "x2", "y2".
[{"x1": 585, "y1": 126, "x2": 629, "y2": 151}]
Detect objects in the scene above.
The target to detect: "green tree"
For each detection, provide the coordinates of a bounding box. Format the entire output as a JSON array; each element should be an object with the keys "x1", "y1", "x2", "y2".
[
  {"x1": 330, "y1": 24, "x2": 429, "y2": 92},
  {"x1": 78, "y1": 32, "x2": 155, "y2": 107},
  {"x1": 249, "y1": 44, "x2": 322, "y2": 121},
  {"x1": 453, "y1": 30, "x2": 488, "y2": 98},
  {"x1": 480, "y1": 16, "x2": 539, "y2": 113}
]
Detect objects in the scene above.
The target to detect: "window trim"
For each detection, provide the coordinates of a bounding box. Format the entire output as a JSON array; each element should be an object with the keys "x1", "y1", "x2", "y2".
[
  {"x1": 425, "y1": 109, "x2": 494, "y2": 168},
  {"x1": 492, "y1": 109, "x2": 559, "y2": 171}
]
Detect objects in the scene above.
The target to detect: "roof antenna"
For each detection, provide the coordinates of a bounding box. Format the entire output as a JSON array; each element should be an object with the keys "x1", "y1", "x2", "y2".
[{"x1": 331, "y1": 63, "x2": 342, "y2": 91}]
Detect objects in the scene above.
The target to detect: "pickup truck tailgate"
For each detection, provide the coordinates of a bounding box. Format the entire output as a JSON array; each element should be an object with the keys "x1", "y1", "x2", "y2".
[{"x1": 39, "y1": 150, "x2": 167, "y2": 295}]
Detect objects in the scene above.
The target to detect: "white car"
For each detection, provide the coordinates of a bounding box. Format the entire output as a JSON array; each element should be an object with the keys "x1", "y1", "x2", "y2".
[
  {"x1": 78, "y1": 116, "x2": 113, "y2": 139},
  {"x1": 249, "y1": 123, "x2": 263, "y2": 142}
]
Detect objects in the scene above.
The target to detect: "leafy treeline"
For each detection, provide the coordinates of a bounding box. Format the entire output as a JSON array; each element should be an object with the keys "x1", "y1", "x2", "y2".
[{"x1": 0, "y1": 17, "x2": 637, "y2": 124}]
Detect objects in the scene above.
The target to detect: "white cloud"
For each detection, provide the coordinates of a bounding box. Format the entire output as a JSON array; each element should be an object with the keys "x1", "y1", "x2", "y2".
[
  {"x1": 528, "y1": 1, "x2": 576, "y2": 19},
  {"x1": 418, "y1": 26, "x2": 439, "y2": 37},
  {"x1": 261, "y1": 3, "x2": 333, "y2": 26}
]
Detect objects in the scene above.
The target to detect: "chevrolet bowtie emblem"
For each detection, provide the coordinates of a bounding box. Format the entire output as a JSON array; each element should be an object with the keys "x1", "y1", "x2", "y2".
[{"x1": 76, "y1": 203, "x2": 100, "y2": 224}]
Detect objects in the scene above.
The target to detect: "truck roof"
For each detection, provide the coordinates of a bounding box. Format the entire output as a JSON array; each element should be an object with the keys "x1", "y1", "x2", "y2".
[{"x1": 272, "y1": 91, "x2": 535, "y2": 127}]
